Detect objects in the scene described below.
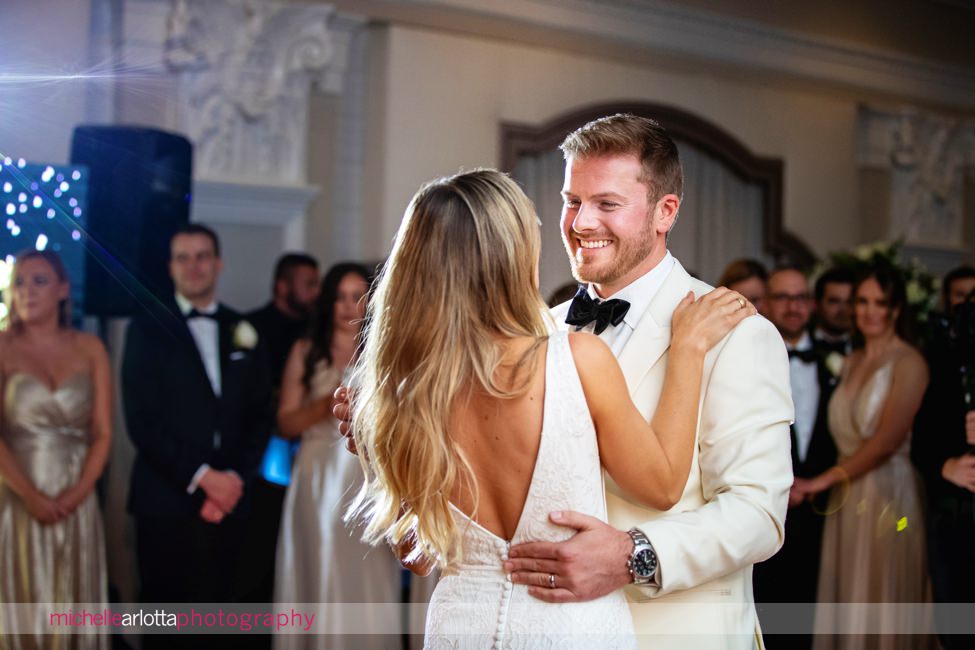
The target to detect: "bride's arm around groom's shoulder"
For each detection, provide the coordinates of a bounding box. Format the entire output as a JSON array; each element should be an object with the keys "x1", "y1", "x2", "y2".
[{"x1": 634, "y1": 313, "x2": 794, "y2": 598}]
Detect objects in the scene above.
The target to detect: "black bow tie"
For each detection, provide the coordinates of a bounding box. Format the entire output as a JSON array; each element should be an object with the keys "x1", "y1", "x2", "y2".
[
  {"x1": 186, "y1": 308, "x2": 217, "y2": 320},
  {"x1": 564, "y1": 287, "x2": 630, "y2": 335},
  {"x1": 788, "y1": 348, "x2": 818, "y2": 364}
]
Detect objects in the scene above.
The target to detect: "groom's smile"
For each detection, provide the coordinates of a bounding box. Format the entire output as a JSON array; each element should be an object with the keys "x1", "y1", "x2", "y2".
[
  {"x1": 577, "y1": 239, "x2": 612, "y2": 250},
  {"x1": 573, "y1": 237, "x2": 617, "y2": 268},
  {"x1": 560, "y1": 153, "x2": 678, "y2": 298}
]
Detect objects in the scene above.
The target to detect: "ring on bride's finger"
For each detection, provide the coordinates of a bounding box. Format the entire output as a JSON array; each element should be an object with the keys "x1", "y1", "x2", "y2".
[
  {"x1": 548, "y1": 573, "x2": 556, "y2": 588},
  {"x1": 737, "y1": 297, "x2": 746, "y2": 309}
]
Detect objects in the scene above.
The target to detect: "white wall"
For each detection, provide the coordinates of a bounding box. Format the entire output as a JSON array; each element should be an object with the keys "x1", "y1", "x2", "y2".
[{"x1": 361, "y1": 24, "x2": 865, "y2": 284}]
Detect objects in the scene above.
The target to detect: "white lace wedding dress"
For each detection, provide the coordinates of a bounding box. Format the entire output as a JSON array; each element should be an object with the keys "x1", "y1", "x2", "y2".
[{"x1": 424, "y1": 332, "x2": 636, "y2": 649}]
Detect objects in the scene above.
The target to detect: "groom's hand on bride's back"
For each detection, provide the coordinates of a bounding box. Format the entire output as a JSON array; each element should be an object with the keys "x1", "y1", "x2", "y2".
[{"x1": 503, "y1": 511, "x2": 632, "y2": 603}]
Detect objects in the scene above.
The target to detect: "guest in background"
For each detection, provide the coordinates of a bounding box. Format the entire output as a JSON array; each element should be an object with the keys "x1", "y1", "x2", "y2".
[
  {"x1": 940, "y1": 266, "x2": 975, "y2": 312},
  {"x1": 912, "y1": 267, "x2": 975, "y2": 649},
  {"x1": 0, "y1": 249, "x2": 110, "y2": 649},
  {"x1": 122, "y1": 225, "x2": 272, "y2": 645},
  {"x1": 273, "y1": 262, "x2": 399, "y2": 649},
  {"x1": 795, "y1": 268, "x2": 933, "y2": 650},
  {"x1": 717, "y1": 258, "x2": 768, "y2": 315},
  {"x1": 753, "y1": 266, "x2": 837, "y2": 650},
  {"x1": 248, "y1": 253, "x2": 321, "y2": 390},
  {"x1": 812, "y1": 267, "x2": 855, "y2": 353},
  {"x1": 236, "y1": 253, "x2": 320, "y2": 611}
]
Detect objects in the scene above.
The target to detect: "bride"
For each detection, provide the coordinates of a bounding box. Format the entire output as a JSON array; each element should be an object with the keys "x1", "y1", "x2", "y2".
[{"x1": 347, "y1": 169, "x2": 753, "y2": 648}]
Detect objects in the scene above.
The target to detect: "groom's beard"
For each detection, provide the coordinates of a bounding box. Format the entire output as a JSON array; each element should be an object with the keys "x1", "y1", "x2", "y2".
[{"x1": 563, "y1": 215, "x2": 655, "y2": 289}]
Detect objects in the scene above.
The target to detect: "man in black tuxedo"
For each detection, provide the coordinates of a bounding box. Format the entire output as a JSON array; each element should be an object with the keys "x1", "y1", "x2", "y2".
[
  {"x1": 753, "y1": 266, "x2": 838, "y2": 649},
  {"x1": 122, "y1": 224, "x2": 272, "y2": 615},
  {"x1": 912, "y1": 267, "x2": 975, "y2": 649}
]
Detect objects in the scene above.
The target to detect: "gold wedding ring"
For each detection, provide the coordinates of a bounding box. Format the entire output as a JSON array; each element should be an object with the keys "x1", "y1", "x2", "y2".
[{"x1": 737, "y1": 297, "x2": 746, "y2": 309}]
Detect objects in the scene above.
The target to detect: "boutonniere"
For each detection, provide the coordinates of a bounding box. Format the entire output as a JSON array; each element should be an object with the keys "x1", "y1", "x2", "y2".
[
  {"x1": 824, "y1": 351, "x2": 845, "y2": 378},
  {"x1": 233, "y1": 320, "x2": 258, "y2": 350}
]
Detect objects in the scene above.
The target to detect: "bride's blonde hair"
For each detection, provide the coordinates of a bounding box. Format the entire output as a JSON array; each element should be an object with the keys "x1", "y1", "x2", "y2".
[{"x1": 348, "y1": 168, "x2": 550, "y2": 567}]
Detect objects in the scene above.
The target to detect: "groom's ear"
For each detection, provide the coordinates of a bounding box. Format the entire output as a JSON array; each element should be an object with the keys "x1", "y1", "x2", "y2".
[{"x1": 654, "y1": 194, "x2": 680, "y2": 234}]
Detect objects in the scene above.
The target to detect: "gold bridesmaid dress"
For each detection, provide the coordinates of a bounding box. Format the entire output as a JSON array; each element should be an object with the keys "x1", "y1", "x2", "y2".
[
  {"x1": 0, "y1": 372, "x2": 108, "y2": 649},
  {"x1": 813, "y1": 359, "x2": 935, "y2": 649}
]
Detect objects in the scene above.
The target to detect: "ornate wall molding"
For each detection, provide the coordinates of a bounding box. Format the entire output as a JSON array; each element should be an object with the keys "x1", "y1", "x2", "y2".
[
  {"x1": 162, "y1": 0, "x2": 352, "y2": 184},
  {"x1": 191, "y1": 179, "x2": 319, "y2": 249},
  {"x1": 115, "y1": 0, "x2": 367, "y2": 304},
  {"x1": 857, "y1": 105, "x2": 975, "y2": 252}
]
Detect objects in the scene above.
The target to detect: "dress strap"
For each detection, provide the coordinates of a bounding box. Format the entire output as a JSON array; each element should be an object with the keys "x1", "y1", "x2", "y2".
[{"x1": 543, "y1": 331, "x2": 594, "y2": 439}]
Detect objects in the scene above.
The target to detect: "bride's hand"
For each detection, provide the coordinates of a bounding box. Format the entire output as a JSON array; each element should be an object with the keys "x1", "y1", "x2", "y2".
[
  {"x1": 311, "y1": 394, "x2": 334, "y2": 422},
  {"x1": 392, "y1": 534, "x2": 435, "y2": 577},
  {"x1": 333, "y1": 386, "x2": 358, "y2": 455},
  {"x1": 671, "y1": 288, "x2": 756, "y2": 354}
]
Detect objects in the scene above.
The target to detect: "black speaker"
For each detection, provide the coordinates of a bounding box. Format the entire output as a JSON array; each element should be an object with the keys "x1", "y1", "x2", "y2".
[{"x1": 70, "y1": 125, "x2": 192, "y2": 316}]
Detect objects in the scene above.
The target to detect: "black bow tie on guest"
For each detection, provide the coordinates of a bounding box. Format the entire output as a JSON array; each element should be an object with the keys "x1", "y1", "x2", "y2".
[
  {"x1": 564, "y1": 286, "x2": 630, "y2": 335},
  {"x1": 185, "y1": 308, "x2": 217, "y2": 320},
  {"x1": 788, "y1": 348, "x2": 818, "y2": 364}
]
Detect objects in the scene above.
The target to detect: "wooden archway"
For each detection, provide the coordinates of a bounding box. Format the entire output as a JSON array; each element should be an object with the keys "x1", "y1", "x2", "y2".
[{"x1": 500, "y1": 102, "x2": 815, "y2": 267}]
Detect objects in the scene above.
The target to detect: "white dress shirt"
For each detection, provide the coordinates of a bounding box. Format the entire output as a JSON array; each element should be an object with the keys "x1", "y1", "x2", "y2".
[
  {"x1": 175, "y1": 293, "x2": 224, "y2": 494},
  {"x1": 175, "y1": 293, "x2": 221, "y2": 397},
  {"x1": 579, "y1": 251, "x2": 676, "y2": 356},
  {"x1": 787, "y1": 331, "x2": 820, "y2": 463}
]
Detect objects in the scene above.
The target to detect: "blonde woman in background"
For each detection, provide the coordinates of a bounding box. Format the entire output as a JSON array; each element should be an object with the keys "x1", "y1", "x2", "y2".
[
  {"x1": 0, "y1": 249, "x2": 110, "y2": 649},
  {"x1": 348, "y1": 169, "x2": 756, "y2": 648}
]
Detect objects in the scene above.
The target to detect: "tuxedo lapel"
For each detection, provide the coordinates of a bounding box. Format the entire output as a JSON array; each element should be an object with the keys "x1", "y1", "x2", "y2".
[
  {"x1": 789, "y1": 423, "x2": 801, "y2": 469},
  {"x1": 617, "y1": 260, "x2": 694, "y2": 392},
  {"x1": 217, "y1": 306, "x2": 233, "y2": 401}
]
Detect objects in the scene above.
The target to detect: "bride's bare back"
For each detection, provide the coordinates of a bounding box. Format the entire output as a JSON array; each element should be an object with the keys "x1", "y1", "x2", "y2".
[{"x1": 449, "y1": 337, "x2": 548, "y2": 541}]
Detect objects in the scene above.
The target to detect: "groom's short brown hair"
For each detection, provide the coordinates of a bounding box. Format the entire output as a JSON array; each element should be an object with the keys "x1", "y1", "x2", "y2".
[{"x1": 559, "y1": 113, "x2": 683, "y2": 203}]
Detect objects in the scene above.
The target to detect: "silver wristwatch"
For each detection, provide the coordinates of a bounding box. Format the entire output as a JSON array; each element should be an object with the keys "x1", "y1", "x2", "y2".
[{"x1": 626, "y1": 528, "x2": 657, "y2": 584}]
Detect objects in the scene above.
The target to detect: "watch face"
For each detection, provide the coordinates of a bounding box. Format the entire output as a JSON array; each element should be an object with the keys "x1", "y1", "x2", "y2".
[{"x1": 633, "y1": 548, "x2": 657, "y2": 578}]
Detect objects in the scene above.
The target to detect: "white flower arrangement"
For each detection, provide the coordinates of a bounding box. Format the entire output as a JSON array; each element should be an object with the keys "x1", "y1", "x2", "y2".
[
  {"x1": 809, "y1": 240, "x2": 939, "y2": 324},
  {"x1": 233, "y1": 320, "x2": 258, "y2": 349}
]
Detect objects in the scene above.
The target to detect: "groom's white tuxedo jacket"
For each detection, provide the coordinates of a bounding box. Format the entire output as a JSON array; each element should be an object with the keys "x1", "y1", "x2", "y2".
[{"x1": 552, "y1": 259, "x2": 794, "y2": 650}]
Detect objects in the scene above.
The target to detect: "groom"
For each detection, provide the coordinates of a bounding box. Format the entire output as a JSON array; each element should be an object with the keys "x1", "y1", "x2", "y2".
[{"x1": 503, "y1": 114, "x2": 794, "y2": 649}]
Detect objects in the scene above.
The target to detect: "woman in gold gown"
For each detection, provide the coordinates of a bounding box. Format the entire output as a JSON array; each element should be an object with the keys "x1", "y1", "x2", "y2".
[
  {"x1": 0, "y1": 249, "x2": 111, "y2": 649},
  {"x1": 794, "y1": 267, "x2": 934, "y2": 650}
]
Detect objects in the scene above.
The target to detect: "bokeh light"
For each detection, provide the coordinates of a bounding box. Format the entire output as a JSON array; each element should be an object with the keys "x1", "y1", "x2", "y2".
[{"x1": 0, "y1": 158, "x2": 89, "y2": 328}]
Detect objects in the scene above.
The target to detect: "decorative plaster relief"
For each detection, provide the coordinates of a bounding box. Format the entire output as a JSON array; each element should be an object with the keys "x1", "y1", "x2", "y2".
[
  {"x1": 164, "y1": 0, "x2": 349, "y2": 183},
  {"x1": 858, "y1": 106, "x2": 975, "y2": 249}
]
